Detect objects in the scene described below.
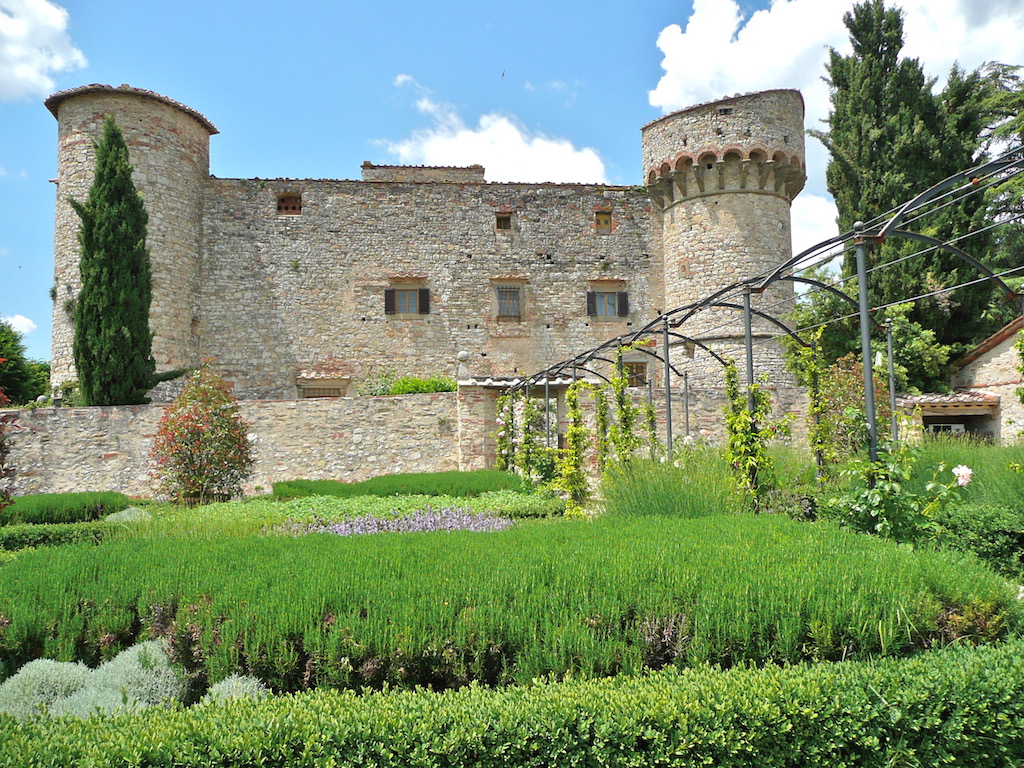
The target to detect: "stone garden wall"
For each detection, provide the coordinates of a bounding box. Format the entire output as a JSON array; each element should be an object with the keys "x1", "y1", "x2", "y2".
[
  {"x1": 1, "y1": 384, "x2": 809, "y2": 498},
  {"x1": 3, "y1": 393, "x2": 461, "y2": 497}
]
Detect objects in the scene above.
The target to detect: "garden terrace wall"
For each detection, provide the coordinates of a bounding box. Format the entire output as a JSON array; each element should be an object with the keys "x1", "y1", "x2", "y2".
[{"x1": 2, "y1": 393, "x2": 460, "y2": 496}]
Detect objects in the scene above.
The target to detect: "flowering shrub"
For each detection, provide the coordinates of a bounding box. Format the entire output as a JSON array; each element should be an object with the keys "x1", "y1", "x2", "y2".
[
  {"x1": 824, "y1": 442, "x2": 971, "y2": 543},
  {"x1": 150, "y1": 365, "x2": 254, "y2": 505}
]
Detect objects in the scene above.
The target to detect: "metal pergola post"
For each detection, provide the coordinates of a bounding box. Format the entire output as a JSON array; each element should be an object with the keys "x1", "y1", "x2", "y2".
[
  {"x1": 663, "y1": 316, "x2": 673, "y2": 460},
  {"x1": 742, "y1": 287, "x2": 756, "y2": 412},
  {"x1": 683, "y1": 371, "x2": 690, "y2": 437},
  {"x1": 854, "y1": 221, "x2": 879, "y2": 463},
  {"x1": 544, "y1": 376, "x2": 551, "y2": 448},
  {"x1": 886, "y1": 319, "x2": 898, "y2": 443}
]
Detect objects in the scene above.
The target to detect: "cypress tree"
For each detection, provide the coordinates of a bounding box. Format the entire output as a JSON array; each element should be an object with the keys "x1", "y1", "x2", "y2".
[
  {"x1": 70, "y1": 116, "x2": 158, "y2": 406},
  {"x1": 810, "y1": 0, "x2": 1006, "y2": 382}
]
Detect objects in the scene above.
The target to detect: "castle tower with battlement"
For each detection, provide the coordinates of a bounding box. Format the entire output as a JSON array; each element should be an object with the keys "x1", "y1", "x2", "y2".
[
  {"x1": 45, "y1": 84, "x2": 804, "y2": 400},
  {"x1": 642, "y1": 89, "x2": 806, "y2": 382}
]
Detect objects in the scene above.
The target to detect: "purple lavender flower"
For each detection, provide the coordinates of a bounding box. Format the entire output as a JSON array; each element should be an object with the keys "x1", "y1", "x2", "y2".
[{"x1": 282, "y1": 506, "x2": 514, "y2": 538}]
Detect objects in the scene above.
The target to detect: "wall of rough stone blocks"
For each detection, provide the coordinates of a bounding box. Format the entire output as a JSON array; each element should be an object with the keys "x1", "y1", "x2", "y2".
[
  {"x1": 953, "y1": 335, "x2": 1024, "y2": 443},
  {"x1": 198, "y1": 179, "x2": 662, "y2": 399},
  {"x1": 1, "y1": 383, "x2": 809, "y2": 498},
  {"x1": 2, "y1": 393, "x2": 460, "y2": 497}
]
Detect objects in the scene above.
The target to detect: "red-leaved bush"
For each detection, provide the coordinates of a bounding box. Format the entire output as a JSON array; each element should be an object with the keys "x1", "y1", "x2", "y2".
[{"x1": 150, "y1": 365, "x2": 254, "y2": 505}]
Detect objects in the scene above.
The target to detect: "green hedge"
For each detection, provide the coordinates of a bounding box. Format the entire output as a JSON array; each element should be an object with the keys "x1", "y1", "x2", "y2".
[
  {"x1": 273, "y1": 469, "x2": 533, "y2": 500},
  {"x1": 3, "y1": 639, "x2": 1024, "y2": 766},
  {"x1": 0, "y1": 515, "x2": 1016, "y2": 689},
  {"x1": 0, "y1": 492, "x2": 130, "y2": 526},
  {"x1": 0, "y1": 520, "x2": 114, "y2": 551},
  {"x1": 931, "y1": 502, "x2": 1024, "y2": 579}
]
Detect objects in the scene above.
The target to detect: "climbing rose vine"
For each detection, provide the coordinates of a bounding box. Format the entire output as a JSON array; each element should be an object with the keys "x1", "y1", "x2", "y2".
[{"x1": 151, "y1": 365, "x2": 254, "y2": 504}]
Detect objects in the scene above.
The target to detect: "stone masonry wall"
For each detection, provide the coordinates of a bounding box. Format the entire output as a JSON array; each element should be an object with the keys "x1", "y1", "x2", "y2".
[
  {"x1": 953, "y1": 334, "x2": 1024, "y2": 443},
  {"x1": 2, "y1": 383, "x2": 809, "y2": 498},
  {"x1": 3, "y1": 393, "x2": 459, "y2": 497},
  {"x1": 198, "y1": 179, "x2": 661, "y2": 399}
]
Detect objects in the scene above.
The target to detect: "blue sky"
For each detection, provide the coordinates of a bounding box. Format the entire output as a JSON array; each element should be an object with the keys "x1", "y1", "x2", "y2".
[{"x1": 2, "y1": 0, "x2": 1022, "y2": 362}]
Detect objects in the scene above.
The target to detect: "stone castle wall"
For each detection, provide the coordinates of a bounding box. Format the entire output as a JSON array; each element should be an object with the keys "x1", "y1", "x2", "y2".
[
  {"x1": 198, "y1": 179, "x2": 661, "y2": 399},
  {"x1": 3, "y1": 392, "x2": 461, "y2": 497},
  {"x1": 45, "y1": 85, "x2": 807, "y2": 401},
  {"x1": 953, "y1": 328, "x2": 1024, "y2": 442},
  {"x1": 1, "y1": 384, "x2": 809, "y2": 497}
]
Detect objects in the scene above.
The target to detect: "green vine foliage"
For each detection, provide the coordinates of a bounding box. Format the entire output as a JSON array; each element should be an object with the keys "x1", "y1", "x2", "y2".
[
  {"x1": 554, "y1": 380, "x2": 591, "y2": 515},
  {"x1": 644, "y1": 400, "x2": 660, "y2": 460},
  {"x1": 493, "y1": 394, "x2": 515, "y2": 472},
  {"x1": 1015, "y1": 330, "x2": 1024, "y2": 407},
  {"x1": 593, "y1": 386, "x2": 609, "y2": 472},
  {"x1": 608, "y1": 349, "x2": 642, "y2": 467},
  {"x1": 723, "y1": 361, "x2": 789, "y2": 510}
]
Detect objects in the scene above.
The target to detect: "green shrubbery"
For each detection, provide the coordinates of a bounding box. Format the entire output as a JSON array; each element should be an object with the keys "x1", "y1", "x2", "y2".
[
  {"x1": 601, "y1": 447, "x2": 740, "y2": 518},
  {"x1": 0, "y1": 520, "x2": 114, "y2": 551},
  {"x1": 388, "y1": 374, "x2": 457, "y2": 394},
  {"x1": 273, "y1": 469, "x2": 533, "y2": 500},
  {"x1": 0, "y1": 515, "x2": 1014, "y2": 691},
  {"x1": 4, "y1": 639, "x2": 1024, "y2": 766},
  {"x1": 0, "y1": 492, "x2": 130, "y2": 526},
  {"x1": 0, "y1": 641, "x2": 186, "y2": 721}
]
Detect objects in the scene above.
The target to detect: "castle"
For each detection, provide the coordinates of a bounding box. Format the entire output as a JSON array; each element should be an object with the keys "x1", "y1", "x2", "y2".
[{"x1": 46, "y1": 85, "x2": 806, "y2": 400}]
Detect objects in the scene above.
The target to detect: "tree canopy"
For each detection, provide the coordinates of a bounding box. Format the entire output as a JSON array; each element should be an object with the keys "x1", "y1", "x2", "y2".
[
  {"x1": 804, "y1": 0, "x2": 1020, "y2": 389},
  {"x1": 0, "y1": 321, "x2": 47, "y2": 405}
]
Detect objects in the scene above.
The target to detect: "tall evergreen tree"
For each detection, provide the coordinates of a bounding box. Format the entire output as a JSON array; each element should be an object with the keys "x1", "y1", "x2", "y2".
[
  {"x1": 70, "y1": 116, "x2": 159, "y2": 406},
  {"x1": 809, "y1": 0, "x2": 1008, "y2": 383}
]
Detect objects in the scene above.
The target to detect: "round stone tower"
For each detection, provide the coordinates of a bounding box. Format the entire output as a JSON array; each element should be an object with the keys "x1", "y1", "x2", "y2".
[
  {"x1": 46, "y1": 85, "x2": 217, "y2": 390},
  {"x1": 642, "y1": 89, "x2": 806, "y2": 384}
]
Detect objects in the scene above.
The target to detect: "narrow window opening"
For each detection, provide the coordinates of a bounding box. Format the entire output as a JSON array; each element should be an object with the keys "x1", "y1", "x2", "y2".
[{"x1": 495, "y1": 213, "x2": 512, "y2": 230}]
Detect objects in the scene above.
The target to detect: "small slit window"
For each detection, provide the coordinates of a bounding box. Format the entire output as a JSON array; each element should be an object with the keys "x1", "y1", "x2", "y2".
[
  {"x1": 717, "y1": 107, "x2": 733, "y2": 115},
  {"x1": 595, "y1": 211, "x2": 612, "y2": 234},
  {"x1": 495, "y1": 213, "x2": 512, "y2": 230},
  {"x1": 277, "y1": 194, "x2": 302, "y2": 215}
]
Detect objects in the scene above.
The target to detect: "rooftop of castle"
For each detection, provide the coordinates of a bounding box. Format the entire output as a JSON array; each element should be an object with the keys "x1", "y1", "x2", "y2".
[
  {"x1": 44, "y1": 84, "x2": 219, "y2": 135},
  {"x1": 641, "y1": 88, "x2": 804, "y2": 132}
]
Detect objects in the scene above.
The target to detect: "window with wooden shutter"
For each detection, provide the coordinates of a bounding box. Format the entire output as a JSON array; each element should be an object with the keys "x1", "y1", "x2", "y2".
[
  {"x1": 418, "y1": 287, "x2": 430, "y2": 315},
  {"x1": 617, "y1": 291, "x2": 630, "y2": 317},
  {"x1": 595, "y1": 211, "x2": 612, "y2": 234},
  {"x1": 384, "y1": 288, "x2": 396, "y2": 314},
  {"x1": 587, "y1": 290, "x2": 628, "y2": 319},
  {"x1": 386, "y1": 284, "x2": 430, "y2": 316}
]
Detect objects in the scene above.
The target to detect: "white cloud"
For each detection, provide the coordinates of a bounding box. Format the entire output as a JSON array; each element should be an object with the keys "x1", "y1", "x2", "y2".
[
  {"x1": 0, "y1": 164, "x2": 7, "y2": 176},
  {"x1": 790, "y1": 194, "x2": 840, "y2": 262},
  {"x1": 0, "y1": 0, "x2": 86, "y2": 100},
  {"x1": 648, "y1": 0, "x2": 1024, "y2": 255},
  {"x1": 386, "y1": 83, "x2": 607, "y2": 184},
  {"x1": 2, "y1": 314, "x2": 37, "y2": 335}
]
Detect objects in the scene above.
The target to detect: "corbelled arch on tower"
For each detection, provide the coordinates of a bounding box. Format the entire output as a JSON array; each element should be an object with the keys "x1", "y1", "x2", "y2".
[
  {"x1": 46, "y1": 85, "x2": 217, "y2": 390},
  {"x1": 641, "y1": 89, "x2": 807, "y2": 384}
]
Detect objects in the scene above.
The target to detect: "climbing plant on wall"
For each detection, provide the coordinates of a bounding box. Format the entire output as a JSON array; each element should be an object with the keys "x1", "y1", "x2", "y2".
[{"x1": 554, "y1": 380, "x2": 592, "y2": 514}]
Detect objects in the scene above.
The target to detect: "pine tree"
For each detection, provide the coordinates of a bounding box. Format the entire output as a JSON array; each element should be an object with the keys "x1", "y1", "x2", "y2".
[
  {"x1": 810, "y1": 0, "x2": 1007, "y2": 382},
  {"x1": 70, "y1": 116, "x2": 162, "y2": 405}
]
